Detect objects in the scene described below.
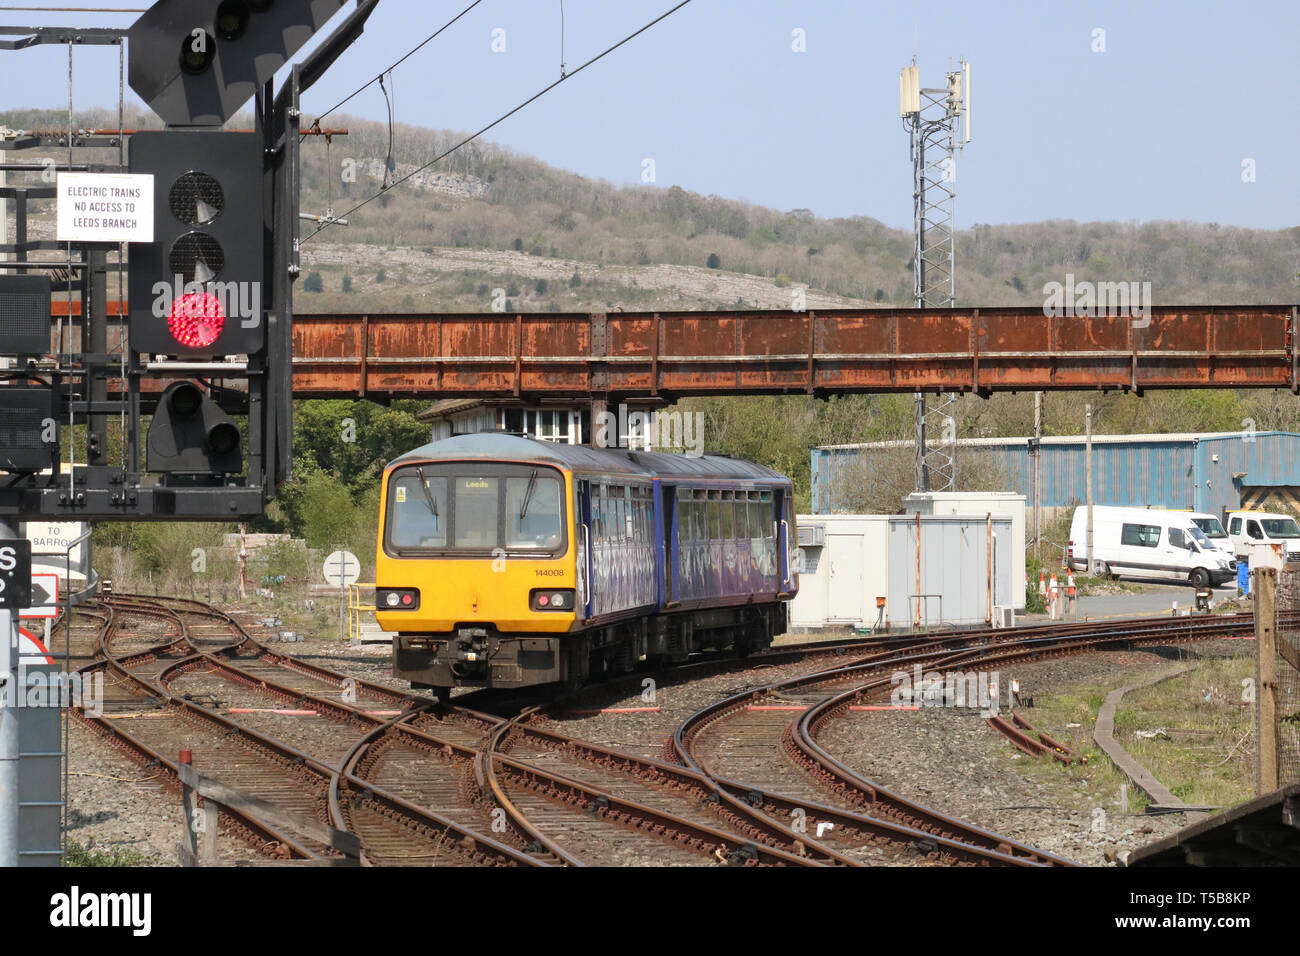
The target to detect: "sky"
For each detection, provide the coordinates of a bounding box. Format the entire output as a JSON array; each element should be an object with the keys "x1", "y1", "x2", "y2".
[{"x1": 2, "y1": 0, "x2": 1297, "y2": 232}]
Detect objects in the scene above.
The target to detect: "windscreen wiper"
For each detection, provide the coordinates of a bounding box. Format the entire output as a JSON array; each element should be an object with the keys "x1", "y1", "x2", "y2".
[
  {"x1": 519, "y1": 469, "x2": 538, "y2": 519},
  {"x1": 416, "y1": 467, "x2": 439, "y2": 528}
]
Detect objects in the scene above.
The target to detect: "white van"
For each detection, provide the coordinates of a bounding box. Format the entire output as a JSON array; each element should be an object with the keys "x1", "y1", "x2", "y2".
[
  {"x1": 1068, "y1": 505, "x2": 1234, "y2": 587},
  {"x1": 1183, "y1": 512, "x2": 1235, "y2": 556},
  {"x1": 1226, "y1": 511, "x2": 1300, "y2": 563}
]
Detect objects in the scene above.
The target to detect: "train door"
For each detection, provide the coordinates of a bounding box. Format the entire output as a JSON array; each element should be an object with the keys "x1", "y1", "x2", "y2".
[
  {"x1": 659, "y1": 483, "x2": 676, "y2": 606},
  {"x1": 576, "y1": 479, "x2": 594, "y2": 618},
  {"x1": 776, "y1": 489, "x2": 796, "y2": 597}
]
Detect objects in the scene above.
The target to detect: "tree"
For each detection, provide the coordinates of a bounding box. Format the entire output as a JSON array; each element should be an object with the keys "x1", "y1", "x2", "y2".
[
  {"x1": 342, "y1": 274, "x2": 353, "y2": 293},
  {"x1": 375, "y1": 269, "x2": 386, "y2": 283},
  {"x1": 706, "y1": 252, "x2": 721, "y2": 269},
  {"x1": 570, "y1": 271, "x2": 582, "y2": 287},
  {"x1": 534, "y1": 278, "x2": 548, "y2": 295},
  {"x1": 303, "y1": 271, "x2": 323, "y2": 293}
]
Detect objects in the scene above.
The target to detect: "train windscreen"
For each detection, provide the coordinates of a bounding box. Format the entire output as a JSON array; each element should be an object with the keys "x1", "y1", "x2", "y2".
[{"x1": 386, "y1": 463, "x2": 565, "y2": 555}]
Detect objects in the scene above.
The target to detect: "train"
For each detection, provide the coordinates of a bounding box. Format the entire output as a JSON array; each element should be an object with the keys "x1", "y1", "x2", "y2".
[{"x1": 373, "y1": 433, "x2": 799, "y2": 698}]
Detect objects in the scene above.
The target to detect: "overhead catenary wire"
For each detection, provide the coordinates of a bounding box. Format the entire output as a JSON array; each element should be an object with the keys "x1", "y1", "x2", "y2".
[
  {"x1": 303, "y1": 0, "x2": 693, "y2": 243},
  {"x1": 310, "y1": 0, "x2": 487, "y2": 127}
]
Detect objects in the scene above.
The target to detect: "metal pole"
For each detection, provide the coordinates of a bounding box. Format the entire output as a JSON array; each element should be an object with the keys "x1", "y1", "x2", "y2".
[
  {"x1": 87, "y1": 247, "x2": 108, "y2": 467},
  {"x1": 914, "y1": 511, "x2": 921, "y2": 629},
  {"x1": 0, "y1": 516, "x2": 21, "y2": 867},
  {"x1": 1085, "y1": 404, "x2": 1094, "y2": 574},
  {"x1": 914, "y1": 392, "x2": 929, "y2": 492},
  {"x1": 1033, "y1": 391, "x2": 1042, "y2": 563},
  {"x1": 986, "y1": 512, "x2": 992, "y2": 625},
  {"x1": 1, "y1": 145, "x2": 9, "y2": 269}
]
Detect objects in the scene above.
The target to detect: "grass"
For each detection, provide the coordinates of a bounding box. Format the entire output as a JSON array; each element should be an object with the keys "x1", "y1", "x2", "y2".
[
  {"x1": 1001, "y1": 652, "x2": 1257, "y2": 817},
  {"x1": 1113, "y1": 655, "x2": 1257, "y2": 809},
  {"x1": 63, "y1": 839, "x2": 159, "y2": 867},
  {"x1": 997, "y1": 678, "x2": 1149, "y2": 814}
]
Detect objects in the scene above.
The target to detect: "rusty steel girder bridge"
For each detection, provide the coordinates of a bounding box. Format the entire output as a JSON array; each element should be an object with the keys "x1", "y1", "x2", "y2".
[
  {"x1": 286, "y1": 305, "x2": 1300, "y2": 401},
  {"x1": 62, "y1": 303, "x2": 1300, "y2": 401}
]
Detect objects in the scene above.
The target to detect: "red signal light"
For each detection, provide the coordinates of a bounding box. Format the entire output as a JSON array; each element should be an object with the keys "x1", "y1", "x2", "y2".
[
  {"x1": 537, "y1": 593, "x2": 549, "y2": 606},
  {"x1": 168, "y1": 291, "x2": 225, "y2": 348}
]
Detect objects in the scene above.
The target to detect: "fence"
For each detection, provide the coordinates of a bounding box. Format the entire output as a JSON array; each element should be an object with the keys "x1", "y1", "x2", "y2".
[
  {"x1": 1253, "y1": 566, "x2": 1300, "y2": 792},
  {"x1": 347, "y1": 583, "x2": 376, "y2": 643}
]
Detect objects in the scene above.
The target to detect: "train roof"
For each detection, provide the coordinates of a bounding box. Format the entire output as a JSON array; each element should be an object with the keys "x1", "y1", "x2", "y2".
[{"x1": 388, "y1": 434, "x2": 790, "y2": 483}]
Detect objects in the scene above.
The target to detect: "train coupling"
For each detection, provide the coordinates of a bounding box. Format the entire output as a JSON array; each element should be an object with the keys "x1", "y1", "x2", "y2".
[{"x1": 455, "y1": 627, "x2": 491, "y2": 662}]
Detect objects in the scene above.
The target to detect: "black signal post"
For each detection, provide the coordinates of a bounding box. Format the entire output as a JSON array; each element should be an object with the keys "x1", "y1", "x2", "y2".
[{"x1": 0, "y1": 0, "x2": 379, "y2": 523}]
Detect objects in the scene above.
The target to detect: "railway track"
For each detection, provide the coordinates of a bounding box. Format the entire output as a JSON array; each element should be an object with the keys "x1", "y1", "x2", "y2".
[
  {"x1": 73, "y1": 596, "x2": 538, "y2": 865},
  {"x1": 68, "y1": 594, "x2": 1251, "y2": 866},
  {"x1": 667, "y1": 613, "x2": 1254, "y2": 867}
]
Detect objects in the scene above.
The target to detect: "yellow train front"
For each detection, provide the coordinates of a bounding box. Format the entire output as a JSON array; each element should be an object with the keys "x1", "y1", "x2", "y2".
[{"x1": 375, "y1": 434, "x2": 798, "y2": 700}]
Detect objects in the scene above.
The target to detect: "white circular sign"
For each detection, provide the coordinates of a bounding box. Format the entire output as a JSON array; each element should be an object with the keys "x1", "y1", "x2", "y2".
[{"x1": 322, "y1": 549, "x2": 361, "y2": 587}]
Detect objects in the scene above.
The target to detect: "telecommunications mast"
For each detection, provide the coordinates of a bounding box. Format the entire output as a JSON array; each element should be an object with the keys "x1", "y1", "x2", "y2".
[{"x1": 901, "y1": 57, "x2": 971, "y2": 492}]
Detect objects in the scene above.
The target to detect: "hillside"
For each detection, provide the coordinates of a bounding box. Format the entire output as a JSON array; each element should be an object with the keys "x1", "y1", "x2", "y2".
[
  {"x1": 6, "y1": 108, "x2": 1297, "y2": 313},
  {"x1": 291, "y1": 114, "x2": 1300, "y2": 312}
]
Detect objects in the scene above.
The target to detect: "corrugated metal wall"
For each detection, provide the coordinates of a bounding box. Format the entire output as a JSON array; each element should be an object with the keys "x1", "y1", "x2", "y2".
[
  {"x1": 1197, "y1": 433, "x2": 1300, "y2": 516},
  {"x1": 813, "y1": 433, "x2": 1300, "y2": 517}
]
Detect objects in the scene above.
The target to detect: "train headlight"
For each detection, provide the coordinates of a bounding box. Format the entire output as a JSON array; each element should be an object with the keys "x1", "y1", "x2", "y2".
[
  {"x1": 530, "y1": 588, "x2": 575, "y2": 611},
  {"x1": 377, "y1": 588, "x2": 420, "y2": 611}
]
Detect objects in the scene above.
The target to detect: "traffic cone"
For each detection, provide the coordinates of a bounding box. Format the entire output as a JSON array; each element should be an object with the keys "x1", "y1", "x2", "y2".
[
  {"x1": 1067, "y1": 572, "x2": 1076, "y2": 599},
  {"x1": 1039, "y1": 569, "x2": 1046, "y2": 595}
]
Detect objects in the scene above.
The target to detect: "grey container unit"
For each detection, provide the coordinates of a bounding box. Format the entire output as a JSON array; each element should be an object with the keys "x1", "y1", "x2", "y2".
[{"x1": 888, "y1": 514, "x2": 1013, "y2": 630}]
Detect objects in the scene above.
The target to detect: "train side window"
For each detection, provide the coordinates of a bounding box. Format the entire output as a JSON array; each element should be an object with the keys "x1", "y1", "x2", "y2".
[
  {"x1": 644, "y1": 493, "x2": 653, "y2": 538},
  {"x1": 708, "y1": 500, "x2": 720, "y2": 540},
  {"x1": 720, "y1": 493, "x2": 734, "y2": 539}
]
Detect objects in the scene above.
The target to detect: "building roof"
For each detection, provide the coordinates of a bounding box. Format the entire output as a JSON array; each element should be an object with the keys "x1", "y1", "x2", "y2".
[
  {"x1": 817, "y1": 431, "x2": 1299, "y2": 451},
  {"x1": 414, "y1": 399, "x2": 487, "y2": 423}
]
